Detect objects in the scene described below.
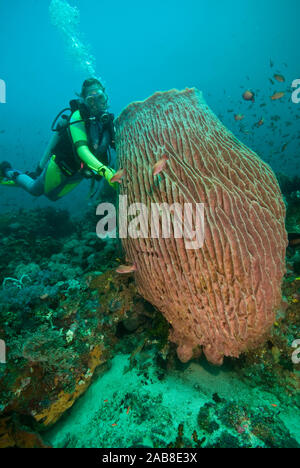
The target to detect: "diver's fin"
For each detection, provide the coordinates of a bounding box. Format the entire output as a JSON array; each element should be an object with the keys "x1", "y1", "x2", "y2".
[
  {"x1": 0, "y1": 161, "x2": 16, "y2": 186},
  {"x1": 0, "y1": 179, "x2": 17, "y2": 186}
]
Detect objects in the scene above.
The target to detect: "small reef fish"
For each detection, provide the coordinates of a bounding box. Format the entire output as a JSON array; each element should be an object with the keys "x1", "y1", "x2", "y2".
[
  {"x1": 110, "y1": 168, "x2": 126, "y2": 184},
  {"x1": 116, "y1": 263, "x2": 137, "y2": 274},
  {"x1": 255, "y1": 118, "x2": 264, "y2": 127},
  {"x1": 242, "y1": 90, "x2": 255, "y2": 102},
  {"x1": 274, "y1": 74, "x2": 285, "y2": 82},
  {"x1": 152, "y1": 154, "x2": 169, "y2": 176},
  {"x1": 271, "y1": 92, "x2": 285, "y2": 100},
  {"x1": 234, "y1": 114, "x2": 244, "y2": 121}
]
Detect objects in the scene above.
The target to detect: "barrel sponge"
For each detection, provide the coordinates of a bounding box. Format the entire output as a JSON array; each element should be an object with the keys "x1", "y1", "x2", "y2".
[{"x1": 115, "y1": 88, "x2": 287, "y2": 365}]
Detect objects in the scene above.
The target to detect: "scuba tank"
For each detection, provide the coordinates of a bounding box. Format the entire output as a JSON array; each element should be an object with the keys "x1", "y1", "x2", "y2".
[{"x1": 49, "y1": 100, "x2": 116, "y2": 196}]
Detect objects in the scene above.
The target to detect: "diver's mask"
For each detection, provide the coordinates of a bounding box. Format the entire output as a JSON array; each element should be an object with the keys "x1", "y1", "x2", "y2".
[{"x1": 85, "y1": 89, "x2": 108, "y2": 114}]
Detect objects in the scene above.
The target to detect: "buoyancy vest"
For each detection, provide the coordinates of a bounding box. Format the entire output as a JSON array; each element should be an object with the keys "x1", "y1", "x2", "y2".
[{"x1": 51, "y1": 100, "x2": 115, "y2": 176}]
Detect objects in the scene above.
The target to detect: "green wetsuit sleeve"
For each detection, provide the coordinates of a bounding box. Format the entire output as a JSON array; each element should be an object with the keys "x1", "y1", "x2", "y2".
[{"x1": 69, "y1": 110, "x2": 106, "y2": 173}]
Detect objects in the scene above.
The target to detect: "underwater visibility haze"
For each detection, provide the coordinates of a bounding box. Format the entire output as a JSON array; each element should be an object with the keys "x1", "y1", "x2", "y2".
[{"x1": 0, "y1": 0, "x2": 299, "y2": 450}]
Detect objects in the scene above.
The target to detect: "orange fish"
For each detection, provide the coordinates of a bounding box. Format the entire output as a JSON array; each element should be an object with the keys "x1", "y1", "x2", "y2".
[
  {"x1": 271, "y1": 92, "x2": 285, "y2": 100},
  {"x1": 234, "y1": 114, "x2": 244, "y2": 121},
  {"x1": 242, "y1": 90, "x2": 255, "y2": 102},
  {"x1": 116, "y1": 263, "x2": 137, "y2": 274},
  {"x1": 126, "y1": 406, "x2": 131, "y2": 415},
  {"x1": 255, "y1": 118, "x2": 264, "y2": 127},
  {"x1": 274, "y1": 74, "x2": 285, "y2": 82},
  {"x1": 110, "y1": 168, "x2": 126, "y2": 184},
  {"x1": 152, "y1": 154, "x2": 169, "y2": 176}
]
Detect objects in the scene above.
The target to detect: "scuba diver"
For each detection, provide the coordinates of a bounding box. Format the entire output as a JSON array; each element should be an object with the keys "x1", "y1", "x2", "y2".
[{"x1": 0, "y1": 78, "x2": 116, "y2": 201}]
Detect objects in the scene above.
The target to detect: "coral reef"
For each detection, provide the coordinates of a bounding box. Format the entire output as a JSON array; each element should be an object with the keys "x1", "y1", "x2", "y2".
[
  {"x1": 230, "y1": 241, "x2": 300, "y2": 410},
  {"x1": 0, "y1": 195, "x2": 298, "y2": 448},
  {"x1": 0, "y1": 206, "x2": 155, "y2": 446},
  {"x1": 195, "y1": 399, "x2": 299, "y2": 448},
  {"x1": 277, "y1": 173, "x2": 300, "y2": 198},
  {"x1": 277, "y1": 173, "x2": 300, "y2": 240},
  {"x1": 0, "y1": 415, "x2": 51, "y2": 448},
  {"x1": 115, "y1": 88, "x2": 287, "y2": 365}
]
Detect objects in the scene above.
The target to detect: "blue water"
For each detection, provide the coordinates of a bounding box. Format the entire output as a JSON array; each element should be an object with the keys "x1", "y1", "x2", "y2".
[{"x1": 0, "y1": 0, "x2": 299, "y2": 213}]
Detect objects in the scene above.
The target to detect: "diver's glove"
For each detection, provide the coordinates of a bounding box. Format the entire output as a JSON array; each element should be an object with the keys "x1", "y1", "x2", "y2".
[{"x1": 97, "y1": 164, "x2": 117, "y2": 189}]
